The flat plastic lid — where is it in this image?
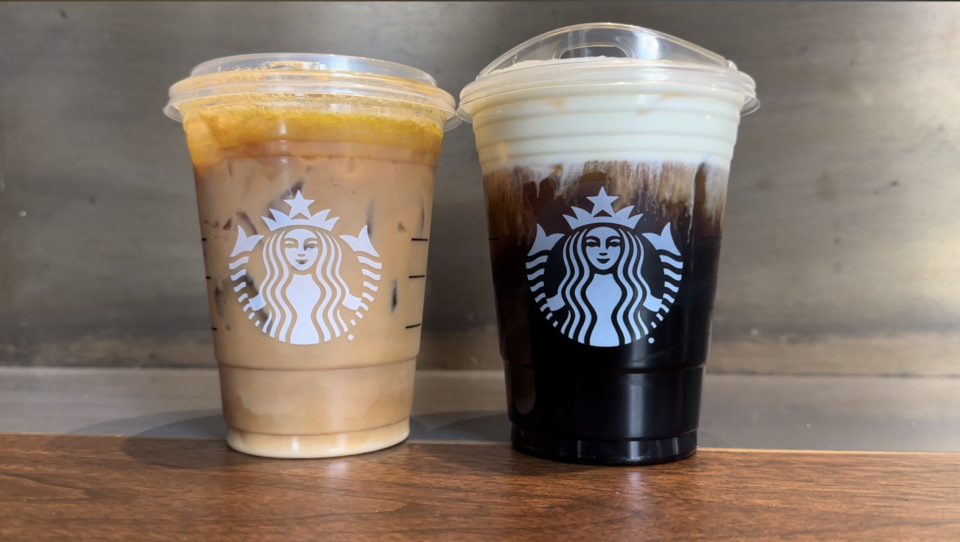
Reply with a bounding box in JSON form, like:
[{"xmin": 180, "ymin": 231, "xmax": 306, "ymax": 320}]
[
  {"xmin": 458, "ymin": 23, "xmax": 758, "ymax": 122},
  {"xmin": 165, "ymin": 53, "xmax": 461, "ymax": 130}
]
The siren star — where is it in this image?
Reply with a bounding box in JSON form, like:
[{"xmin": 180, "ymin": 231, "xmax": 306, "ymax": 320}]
[
  {"xmin": 563, "ymin": 188, "xmax": 643, "ymax": 230},
  {"xmin": 285, "ymin": 191, "xmax": 315, "ymax": 218},
  {"xmin": 586, "ymin": 187, "xmax": 618, "ymax": 217},
  {"xmin": 262, "ymin": 195, "xmax": 340, "ymax": 232}
]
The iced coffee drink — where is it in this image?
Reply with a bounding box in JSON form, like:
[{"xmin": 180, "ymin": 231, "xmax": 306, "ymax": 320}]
[
  {"xmin": 165, "ymin": 54, "xmax": 459, "ymax": 457},
  {"xmin": 459, "ymin": 24, "xmax": 758, "ymax": 464}
]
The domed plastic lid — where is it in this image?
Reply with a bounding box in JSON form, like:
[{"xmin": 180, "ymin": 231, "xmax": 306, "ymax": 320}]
[
  {"xmin": 458, "ymin": 23, "xmax": 758, "ymax": 122},
  {"xmin": 165, "ymin": 53, "xmax": 460, "ymax": 130}
]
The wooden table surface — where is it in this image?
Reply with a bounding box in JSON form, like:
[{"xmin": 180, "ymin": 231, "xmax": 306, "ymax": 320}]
[
  {"xmin": 3, "ymin": 433, "xmax": 960, "ymax": 541},
  {"xmin": 6, "ymin": 368, "xmax": 960, "ymax": 452},
  {"xmin": 4, "ymin": 368, "xmax": 960, "ymax": 539}
]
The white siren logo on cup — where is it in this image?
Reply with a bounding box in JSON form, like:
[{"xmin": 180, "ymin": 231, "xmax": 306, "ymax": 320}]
[
  {"xmin": 526, "ymin": 187, "xmax": 682, "ymax": 347},
  {"xmin": 229, "ymin": 191, "xmax": 381, "ymax": 345}
]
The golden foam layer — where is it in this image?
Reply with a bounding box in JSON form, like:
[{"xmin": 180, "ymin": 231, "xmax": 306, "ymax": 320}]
[{"xmin": 181, "ymin": 97, "xmax": 445, "ymax": 166}]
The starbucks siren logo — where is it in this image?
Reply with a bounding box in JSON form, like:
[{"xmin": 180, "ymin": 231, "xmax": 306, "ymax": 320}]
[
  {"xmin": 229, "ymin": 191, "xmax": 381, "ymax": 345},
  {"xmin": 526, "ymin": 187, "xmax": 682, "ymax": 347}
]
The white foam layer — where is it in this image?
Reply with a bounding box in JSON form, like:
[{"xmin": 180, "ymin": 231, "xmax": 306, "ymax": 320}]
[{"xmin": 470, "ymin": 84, "xmax": 744, "ymax": 177}]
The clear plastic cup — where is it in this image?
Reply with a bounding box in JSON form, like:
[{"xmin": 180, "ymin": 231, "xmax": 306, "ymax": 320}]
[
  {"xmin": 458, "ymin": 24, "xmax": 758, "ymax": 465},
  {"xmin": 165, "ymin": 54, "xmax": 459, "ymax": 458}
]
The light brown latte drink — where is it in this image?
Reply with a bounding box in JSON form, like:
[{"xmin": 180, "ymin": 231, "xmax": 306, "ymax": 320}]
[{"xmin": 165, "ymin": 54, "xmax": 459, "ymax": 458}]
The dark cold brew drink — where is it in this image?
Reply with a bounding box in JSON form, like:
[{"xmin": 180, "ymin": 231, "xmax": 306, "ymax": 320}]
[
  {"xmin": 459, "ymin": 24, "xmax": 758, "ymax": 464},
  {"xmin": 485, "ymin": 162, "xmax": 726, "ymax": 463}
]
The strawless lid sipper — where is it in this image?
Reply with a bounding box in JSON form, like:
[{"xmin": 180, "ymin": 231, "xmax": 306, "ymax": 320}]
[
  {"xmin": 164, "ymin": 53, "xmax": 461, "ymax": 131},
  {"xmin": 458, "ymin": 23, "xmax": 759, "ymax": 175},
  {"xmin": 458, "ymin": 23, "xmax": 758, "ymax": 122}
]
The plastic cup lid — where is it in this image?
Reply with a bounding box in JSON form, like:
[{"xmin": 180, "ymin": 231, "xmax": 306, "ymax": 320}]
[
  {"xmin": 164, "ymin": 53, "xmax": 461, "ymax": 131},
  {"xmin": 458, "ymin": 23, "xmax": 758, "ymax": 123}
]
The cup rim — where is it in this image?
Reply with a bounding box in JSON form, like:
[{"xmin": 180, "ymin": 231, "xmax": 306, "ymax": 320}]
[
  {"xmin": 457, "ymin": 23, "xmax": 759, "ymax": 123},
  {"xmin": 164, "ymin": 53, "xmax": 461, "ymax": 131}
]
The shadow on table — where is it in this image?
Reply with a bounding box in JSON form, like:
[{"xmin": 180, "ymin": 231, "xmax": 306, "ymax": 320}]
[
  {"xmin": 71, "ymin": 410, "xmax": 227, "ymax": 438},
  {"xmin": 72, "ymin": 409, "xmax": 512, "ymax": 442},
  {"xmin": 71, "ymin": 408, "xmax": 514, "ymax": 469},
  {"xmin": 409, "ymin": 411, "xmax": 510, "ymax": 442},
  {"xmin": 71, "ymin": 410, "xmax": 233, "ymax": 470},
  {"xmin": 412, "ymin": 412, "xmax": 599, "ymax": 477}
]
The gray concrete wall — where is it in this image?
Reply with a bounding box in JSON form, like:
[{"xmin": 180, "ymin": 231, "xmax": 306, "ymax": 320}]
[{"xmin": 0, "ymin": 2, "xmax": 958, "ymax": 374}]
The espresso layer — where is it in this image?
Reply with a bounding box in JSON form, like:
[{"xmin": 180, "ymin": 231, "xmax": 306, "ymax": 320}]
[{"xmin": 484, "ymin": 160, "xmax": 728, "ymax": 245}]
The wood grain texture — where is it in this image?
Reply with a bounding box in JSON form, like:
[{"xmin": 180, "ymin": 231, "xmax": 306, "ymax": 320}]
[{"xmin": 2, "ymin": 434, "xmax": 959, "ymax": 541}]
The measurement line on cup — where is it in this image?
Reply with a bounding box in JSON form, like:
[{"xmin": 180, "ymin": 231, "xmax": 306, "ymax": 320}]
[
  {"xmin": 405, "ymin": 323, "xmax": 422, "ymax": 329},
  {"xmin": 201, "ymin": 238, "xmax": 207, "ymax": 241},
  {"xmin": 205, "ymin": 276, "xmax": 211, "ymax": 280},
  {"xmin": 211, "ymin": 327, "xmax": 218, "ymax": 331},
  {"xmin": 411, "ymin": 238, "xmax": 429, "ymax": 242},
  {"xmin": 409, "ymin": 275, "xmax": 425, "ymax": 279}
]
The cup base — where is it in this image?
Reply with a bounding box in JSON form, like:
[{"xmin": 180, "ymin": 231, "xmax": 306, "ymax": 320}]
[
  {"xmin": 511, "ymin": 425, "xmax": 697, "ymax": 466},
  {"xmin": 226, "ymin": 419, "xmax": 410, "ymax": 459}
]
